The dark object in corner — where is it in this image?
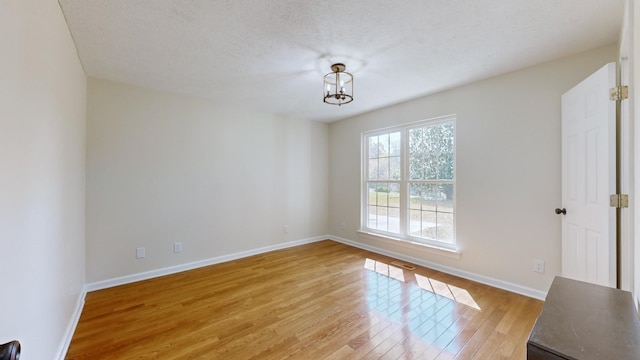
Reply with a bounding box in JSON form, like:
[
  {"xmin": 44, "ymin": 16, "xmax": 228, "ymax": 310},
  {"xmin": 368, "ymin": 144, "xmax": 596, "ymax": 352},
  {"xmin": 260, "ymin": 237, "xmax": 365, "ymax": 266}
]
[
  {"xmin": 0, "ymin": 341, "xmax": 20, "ymax": 360},
  {"xmin": 527, "ymin": 276, "xmax": 640, "ymax": 359}
]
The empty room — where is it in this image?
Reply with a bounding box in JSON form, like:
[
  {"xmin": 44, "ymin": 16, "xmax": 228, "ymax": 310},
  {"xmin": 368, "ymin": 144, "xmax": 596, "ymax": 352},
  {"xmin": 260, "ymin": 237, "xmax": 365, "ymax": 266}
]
[{"xmin": 2, "ymin": 0, "xmax": 640, "ymax": 359}]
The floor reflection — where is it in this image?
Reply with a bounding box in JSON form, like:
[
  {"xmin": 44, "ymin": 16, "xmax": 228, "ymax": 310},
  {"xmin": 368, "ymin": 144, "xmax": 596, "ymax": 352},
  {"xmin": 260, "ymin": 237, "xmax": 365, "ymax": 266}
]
[
  {"xmin": 415, "ymin": 274, "xmax": 481, "ymax": 310},
  {"xmin": 364, "ymin": 258, "xmax": 482, "ymax": 350}
]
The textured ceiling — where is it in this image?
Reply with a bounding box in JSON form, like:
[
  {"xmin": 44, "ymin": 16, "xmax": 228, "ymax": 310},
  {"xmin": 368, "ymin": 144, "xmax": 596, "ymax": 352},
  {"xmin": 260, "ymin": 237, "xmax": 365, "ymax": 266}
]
[{"xmin": 59, "ymin": 0, "xmax": 624, "ymax": 122}]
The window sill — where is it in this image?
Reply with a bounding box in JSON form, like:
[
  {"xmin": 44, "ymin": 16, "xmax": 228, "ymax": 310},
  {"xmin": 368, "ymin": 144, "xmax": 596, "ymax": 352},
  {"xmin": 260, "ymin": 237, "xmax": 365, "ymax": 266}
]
[{"xmin": 357, "ymin": 230, "xmax": 462, "ymax": 260}]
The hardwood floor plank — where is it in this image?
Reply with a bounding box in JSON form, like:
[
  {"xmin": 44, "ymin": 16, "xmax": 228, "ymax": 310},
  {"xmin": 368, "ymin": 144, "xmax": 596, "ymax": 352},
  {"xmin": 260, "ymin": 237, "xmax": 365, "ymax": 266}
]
[{"xmin": 66, "ymin": 240, "xmax": 542, "ymax": 359}]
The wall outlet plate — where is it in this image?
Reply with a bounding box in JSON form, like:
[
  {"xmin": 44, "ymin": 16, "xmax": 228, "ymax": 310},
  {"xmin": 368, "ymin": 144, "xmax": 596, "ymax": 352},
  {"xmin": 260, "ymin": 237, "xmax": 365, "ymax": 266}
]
[
  {"xmin": 136, "ymin": 247, "xmax": 145, "ymax": 259},
  {"xmin": 533, "ymin": 259, "xmax": 545, "ymax": 273},
  {"xmin": 174, "ymin": 242, "xmax": 182, "ymax": 253}
]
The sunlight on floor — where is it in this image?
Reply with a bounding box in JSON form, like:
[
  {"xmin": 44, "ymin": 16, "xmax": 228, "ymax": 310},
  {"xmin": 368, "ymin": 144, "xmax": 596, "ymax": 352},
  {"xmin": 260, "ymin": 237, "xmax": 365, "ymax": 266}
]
[
  {"xmin": 364, "ymin": 257, "xmax": 405, "ymax": 282},
  {"xmin": 364, "ymin": 258, "xmax": 481, "ymax": 310},
  {"xmin": 363, "ymin": 258, "xmax": 483, "ymax": 352},
  {"xmin": 415, "ymin": 274, "xmax": 481, "ymax": 311}
]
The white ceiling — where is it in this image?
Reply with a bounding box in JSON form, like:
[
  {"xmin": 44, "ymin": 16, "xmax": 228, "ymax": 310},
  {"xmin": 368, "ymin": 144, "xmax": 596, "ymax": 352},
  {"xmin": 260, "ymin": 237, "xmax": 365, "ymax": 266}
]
[{"xmin": 58, "ymin": 0, "xmax": 624, "ymax": 122}]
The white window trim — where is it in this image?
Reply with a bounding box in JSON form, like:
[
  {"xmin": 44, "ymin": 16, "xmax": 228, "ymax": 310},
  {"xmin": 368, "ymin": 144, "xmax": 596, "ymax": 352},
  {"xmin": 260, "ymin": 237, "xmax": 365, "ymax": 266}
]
[
  {"xmin": 357, "ymin": 230, "xmax": 461, "ymax": 260},
  {"xmin": 361, "ymin": 115, "xmax": 458, "ymax": 254}
]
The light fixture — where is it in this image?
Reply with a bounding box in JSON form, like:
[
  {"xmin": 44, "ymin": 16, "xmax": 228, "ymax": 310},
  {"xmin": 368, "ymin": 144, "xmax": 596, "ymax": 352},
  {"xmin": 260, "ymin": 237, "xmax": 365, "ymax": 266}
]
[{"xmin": 323, "ymin": 63, "xmax": 353, "ymax": 106}]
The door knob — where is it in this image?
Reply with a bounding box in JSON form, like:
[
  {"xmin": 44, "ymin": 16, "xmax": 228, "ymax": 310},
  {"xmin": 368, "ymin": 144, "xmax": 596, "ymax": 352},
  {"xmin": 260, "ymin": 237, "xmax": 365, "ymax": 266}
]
[
  {"xmin": 0, "ymin": 340, "xmax": 20, "ymax": 360},
  {"xmin": 555, "ymin": 208, "xmax": 566, "ymax": 215}
]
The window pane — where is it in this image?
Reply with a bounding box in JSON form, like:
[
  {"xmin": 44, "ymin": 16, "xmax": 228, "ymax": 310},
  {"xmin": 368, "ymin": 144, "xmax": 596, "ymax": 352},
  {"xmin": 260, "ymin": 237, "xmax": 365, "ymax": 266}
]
[
  {"xmin": 376, "ymin": 206, "xmax": 388, "ymax": 231},
  {"xmin": 425, "ymin": 154, "xmax": 437, "ymax": 180},
  {"xmin": 366, "ymin": 181, "xmax": 402, "ymax": 234},
  {"xmin": 408, "ymin": 128, "xmax": 425, "ymax": 180},
  {"xmin": 390, "ymin": 156, "xmax": 401, "ymax": 180},
  {"xmin": 388, "ymin": 207, "xmax": 400, "ymax": 233},
  {"xmin": 409, "ymin": 194, "xmax": 421, "ymax": 210},
  {"xmin": 390, "ymin": 132, "xmax": 401, "ymax": 156},
  {"xmin": 409, "ymin": 122, "xmax": 455, "ymax": 181},
  {"xmin": 378, "ymin": 157, "xmax": 390, "ymax": 180},
  {"xmin": 421, "ymin": 211, "xmax": 438, "ymax": 240},
  {"xmin": 422, "ymin": 126, "xmax": 435, "ymax": 152},
  {"xmin": 369, "ymin": 205, "xmax": 387, "ymax": 231},
  {"xmin": 368, "ymin": 159, "xmax": 378, "ymax": 180},
  {"xmin": 409, "ymin": 127, "xmax": 424, "ymax": 148},
  {"xmin": 409, "ymin": 162, "xmax": 420, "ymax": 180},
  {"xmin": 375, "ymin": 184, "xmax": 388, "ymax": 206},
  {"xmin": 409, "ymin": 208, "xmax": 421, "ymax": 234},
  {"xmin": 410, "ymin": 183, "xmax": 437, "ymax": 211},
  {"xmin": 438, "ymin": 152, "xmax": 454, "ymax": 180},
  {"xmin": 378, "ymin": 133, "xmax": 389, "ymax": 157},
  {"xmin": 409, "ymin": 210, "xmax": 438, "ymax": 240},
  {"xmin": 437, "ymin": 212, "xmax": 454, "ymax": 243},
  {"xmin": 409, "ymin": 150, "xmax": 437, "ymax": 180},
  {"xmin": 424, "ymin": 184, "xmax": 439, "ymax": 211},
  {"xmin": 438, "ymin": 184, "xmax": 454, "ymax": 213},
  {"xmin": 369, "ymin": 136, "xmax": 379, "ymax": 158},
  {"xmin": 367, "ymin": 183, "xmax": 377, "ymax": 208},
  {"xmin": 409, "ymin": 184, "xmax": 423, "ymax": 210},
  {"xmin": 367, "ymin": 205, "xmax": 377, "ymax": 228},
  {"xmin": 388, "ymin": 182, "xmax": 400, "ymax": 204},
  {"xmin": 442, "ymin": 123, "xmax": 454, "ymax": 151}
]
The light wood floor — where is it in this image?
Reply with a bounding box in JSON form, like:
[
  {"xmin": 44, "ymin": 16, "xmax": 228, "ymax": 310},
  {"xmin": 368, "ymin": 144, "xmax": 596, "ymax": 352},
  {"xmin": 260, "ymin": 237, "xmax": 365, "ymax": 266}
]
[{"xmin": 66, "ymin": 240, "xmax": 543, "ymax": 359}]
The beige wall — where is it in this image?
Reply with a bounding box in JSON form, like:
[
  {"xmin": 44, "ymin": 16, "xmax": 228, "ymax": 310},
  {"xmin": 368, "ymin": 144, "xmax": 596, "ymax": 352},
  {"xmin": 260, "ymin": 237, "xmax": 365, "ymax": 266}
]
[
  {"xmin": 86, "ymin": 79, "xmax": 329, "ymax": 282},
  {"xmin": 0, "ymin": 1, "xmax": 87, "ymax": 358},
  {"xmin": 328, "ymin": 45, "xmax": 618, "ymax": 295}
]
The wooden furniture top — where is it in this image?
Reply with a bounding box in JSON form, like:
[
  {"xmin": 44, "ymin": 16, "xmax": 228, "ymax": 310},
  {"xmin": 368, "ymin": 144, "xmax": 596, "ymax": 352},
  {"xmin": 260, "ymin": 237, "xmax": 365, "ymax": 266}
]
[{"xmin": 528, "ymin": 276, "xmax": 640, "ymax": 360}]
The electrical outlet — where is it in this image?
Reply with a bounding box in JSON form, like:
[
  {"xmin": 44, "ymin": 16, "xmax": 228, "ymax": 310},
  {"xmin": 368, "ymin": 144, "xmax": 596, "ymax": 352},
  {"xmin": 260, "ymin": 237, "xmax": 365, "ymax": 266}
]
[
  {"xmin": 174, "ymin": 242, "xmax": 183, "ymax": 253},
  {"xmin": 136, "ymin": 247, "xmax": 145, "ymax": 259},
  {"xmin": 284, "ymin": 225, "xmax": 289, "ymax": 234},
  {"xmin": 340, "ymin": 222, "xmax": 346, "ymax": 230},
  {"xmin": 533, "ymin": 259, "xmax": 545, "ymax": 273}
]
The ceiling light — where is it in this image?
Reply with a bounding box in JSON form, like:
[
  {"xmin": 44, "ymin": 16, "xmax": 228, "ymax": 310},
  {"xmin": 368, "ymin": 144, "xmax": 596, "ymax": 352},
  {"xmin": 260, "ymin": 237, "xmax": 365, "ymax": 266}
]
[{"xmin": 323, "ymin": 63, "xmax": 353, "ymax": 106}]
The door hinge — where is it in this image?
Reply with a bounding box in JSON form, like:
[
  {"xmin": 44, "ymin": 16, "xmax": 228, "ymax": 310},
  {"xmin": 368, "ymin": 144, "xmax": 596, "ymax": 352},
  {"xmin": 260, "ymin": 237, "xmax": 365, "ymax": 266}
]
[
  {"xmin": 610, "ymin": 86, "xmax": 629, "ymax": 101},
  {"xmin": 610, "ymin": 194, "xmax": 629, "ymax": 208}
]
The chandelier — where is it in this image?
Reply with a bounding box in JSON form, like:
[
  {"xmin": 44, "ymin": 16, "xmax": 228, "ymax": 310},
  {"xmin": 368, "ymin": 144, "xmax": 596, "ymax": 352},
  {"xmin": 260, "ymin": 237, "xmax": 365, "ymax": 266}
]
[{"xmin": 323, "ymin": 63, "xmax": 353, "ymax": 106}]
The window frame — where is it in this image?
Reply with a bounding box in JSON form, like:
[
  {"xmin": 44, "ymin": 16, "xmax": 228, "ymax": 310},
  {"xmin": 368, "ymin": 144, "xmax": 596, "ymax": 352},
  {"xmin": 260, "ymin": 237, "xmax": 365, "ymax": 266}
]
[{"xmin": 361, "ymin": 115, "xmax": 457, "ymax": 250}]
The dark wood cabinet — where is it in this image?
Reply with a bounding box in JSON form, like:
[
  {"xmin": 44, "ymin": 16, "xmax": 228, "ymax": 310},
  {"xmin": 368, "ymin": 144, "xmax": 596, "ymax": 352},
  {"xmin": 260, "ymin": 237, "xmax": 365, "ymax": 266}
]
[{"xmin": 527, "ymin": 276, "xmax": 640, "ymax": 360}]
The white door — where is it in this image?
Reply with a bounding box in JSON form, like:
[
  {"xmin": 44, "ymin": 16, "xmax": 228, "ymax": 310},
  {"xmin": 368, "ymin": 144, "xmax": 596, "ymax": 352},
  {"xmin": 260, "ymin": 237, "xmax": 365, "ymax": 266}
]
[{"xmin": 560, "ymin": 63, "xmax": 616, "ymax": 287}]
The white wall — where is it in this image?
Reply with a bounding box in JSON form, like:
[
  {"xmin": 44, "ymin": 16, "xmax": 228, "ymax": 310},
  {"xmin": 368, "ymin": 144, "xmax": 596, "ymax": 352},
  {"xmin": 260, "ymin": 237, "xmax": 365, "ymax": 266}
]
[
  {"xmin": 329, "ymin": 45, "xmax": 618, "ymax": 295},
  {"xmin": 0, "ymin": 1, "xmax": 86, "ymax": 359},
  {"xmin": 86, "ymin": 79, "xmax": 329, "ymax": 283}
]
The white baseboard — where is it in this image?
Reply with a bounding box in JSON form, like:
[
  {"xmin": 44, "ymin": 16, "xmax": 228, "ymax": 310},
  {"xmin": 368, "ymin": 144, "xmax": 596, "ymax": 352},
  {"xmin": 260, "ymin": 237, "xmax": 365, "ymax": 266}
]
[
  {"xmin": 85, "ymin": 236, "xmax": 327, "ymax": 292},
  {"xmin": 328, "ymin": 235, "xmax": 547, "ymax": 300},
  {"xmin": 56, "ymin": 289, "xmax": 86, "ymax": 360}
]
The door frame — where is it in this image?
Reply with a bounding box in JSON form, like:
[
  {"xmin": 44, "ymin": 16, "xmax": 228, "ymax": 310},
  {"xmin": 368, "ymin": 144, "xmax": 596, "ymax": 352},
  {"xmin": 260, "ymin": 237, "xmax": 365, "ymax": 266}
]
[{"xmin": 619, "ymin": 0, "xmax": 633, "ymax": 293}]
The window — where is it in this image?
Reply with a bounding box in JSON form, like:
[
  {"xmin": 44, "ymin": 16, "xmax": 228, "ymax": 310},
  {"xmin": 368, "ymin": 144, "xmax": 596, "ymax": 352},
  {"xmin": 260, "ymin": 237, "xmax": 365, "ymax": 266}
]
[{"xmin": 363, "ymin": 116, "xmax": 455, "ymax": 249}]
